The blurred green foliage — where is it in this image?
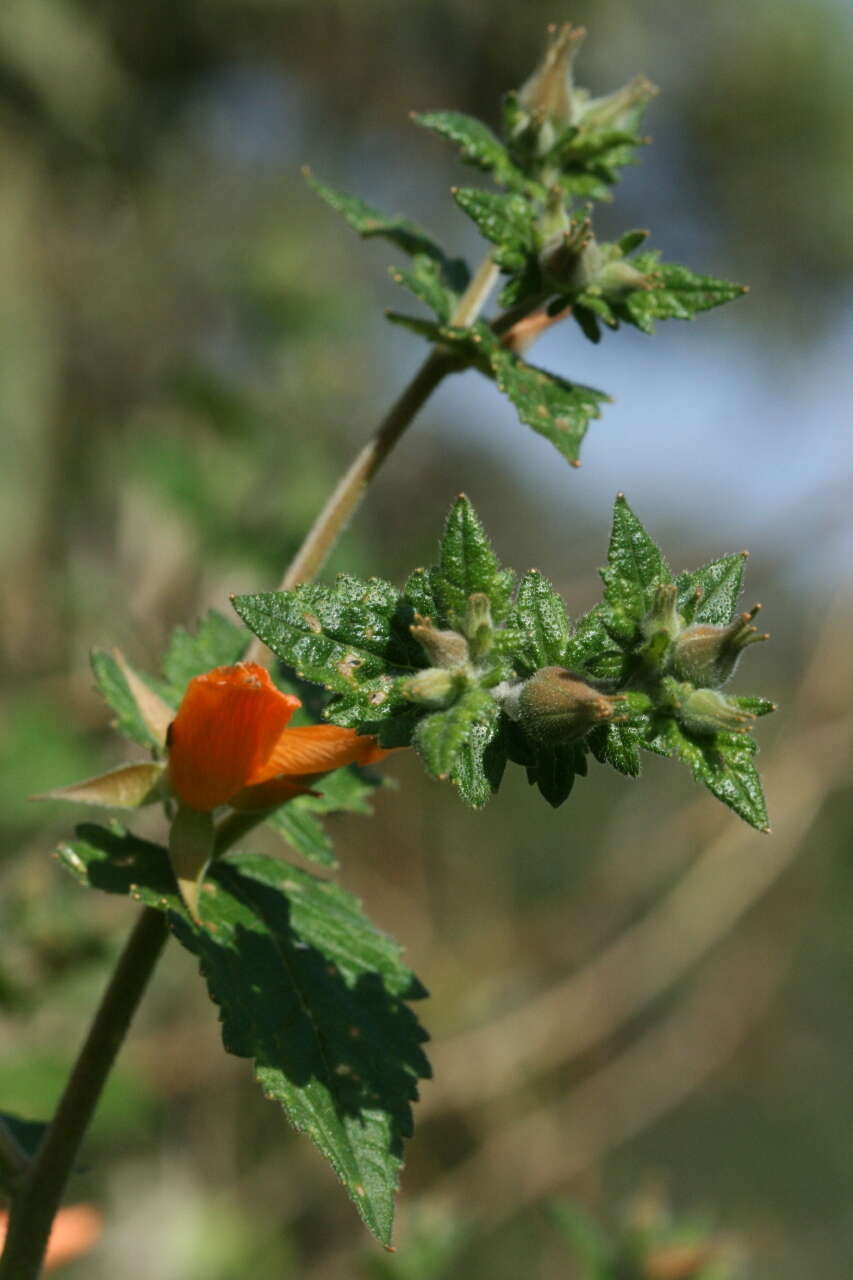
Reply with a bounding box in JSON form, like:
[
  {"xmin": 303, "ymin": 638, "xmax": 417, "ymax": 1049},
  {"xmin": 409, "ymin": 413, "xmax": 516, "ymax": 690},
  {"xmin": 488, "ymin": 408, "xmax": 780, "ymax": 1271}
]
[{"xmin": 1, "ymin": 1, "xmax": 852, "ymax": 1277}]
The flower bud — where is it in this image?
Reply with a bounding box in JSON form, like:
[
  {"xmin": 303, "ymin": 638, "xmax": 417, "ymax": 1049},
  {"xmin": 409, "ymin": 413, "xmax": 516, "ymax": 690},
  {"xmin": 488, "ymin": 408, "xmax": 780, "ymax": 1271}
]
[
  {"xmin": 517, "ymin": 23, "xmax": 586, "ymax": 144},
  {"xmin": 671, "ymin": 605, "xmax": 768, "ymax": 688},
  {"xmin": 575, "ymin": 74, "xmax": 658, "ymax": 134},
  {"xmin": 641, "ymin": 583, "xmax": 683, "ymax": 645},
  {"xmin": 410, "ymin": 613, "xmax": 469, "ymax": 668},
  {"xmin": 677, "ymin": 686, "xmax": 756, "ymax": 736},
  {"xmin": 539, "ymin": 214, "xmax": 598, "ymax": 292},
  {"xmin": 518, "ymin": 666, "xmax": 622, "ymax": 746},
  {"xmin": 401, "ymin": 667, "xmax": 463, "ymax": 710}
]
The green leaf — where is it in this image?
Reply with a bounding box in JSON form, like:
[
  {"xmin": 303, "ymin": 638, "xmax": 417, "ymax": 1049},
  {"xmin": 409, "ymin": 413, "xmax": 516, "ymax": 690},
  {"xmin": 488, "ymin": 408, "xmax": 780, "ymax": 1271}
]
[
  {"xmin": 510, "ymin": 570, "xmax": 570, "ymax": 673},
  {"xmin": 733, "ymin": 695, "xmax": 777, "ymax": 718},
  {"xmin": 58, "ymin": 825, "xmax": 431, "ymax": 1245},
  {"xmin": 161, "ymin": 610, "xmax": 247, "ymax": 698},
  {"xmin": 565, "ymin": 606, "xmax": 628, "ymax": 683},
  {"xmin": 390, "ymin": 256, "xmax": 458, "ymax": 323},
  {"xmin": 413, "ymin": 110, "xmax": 523, "ymax": 188},
  {"xmin": 526, "ymin": 743, "xmax": 580, "ymax": 808},
  {"xmin": 486, "ymin": 344, "xmax": 609, "ymax": 467},
  {"xmin": 451, "ymin": 188, "xmax": 533, "ymax": 271},
  {"xmin": 450, "ymin": 713, "xmax": 507, "ymax": 808},
  {"xmin": 268, "ymin": 805, "xmax": 336, "ymax": 868},
  {"xmin": 618, "ymin": 254, "xmax": 747, "ymax": 334},
  {"xmin": 677, "ymin": 553, "xmax": 747, "ymax": 626},
  {"xmin": 414, "ymin": 687, "xmax": 497, "ymax": 781},
  {"xmin": 305, "ymin": 170, "xmax": 446, "ymax": 262},
  {"xmin": 643, "ymin": 720, "xmax": 770, "ymax": 830},
  {"xmin": 90, "ymin": 649, "xmax": 162, "ymax": 749},
  {"xmin": 588, "ymin": 722, "xmax": 642, "ymax": 777},
  {"xmin": 232, "ymin": 576, "xmax": 415, "ymax": 697},
  {"xmin": 601, "ymin": 494, "xmax": 671, "ymax": 633},
  {"xmin": 434, "ymin": 496, "xmax": 515, "ymax": 627}
]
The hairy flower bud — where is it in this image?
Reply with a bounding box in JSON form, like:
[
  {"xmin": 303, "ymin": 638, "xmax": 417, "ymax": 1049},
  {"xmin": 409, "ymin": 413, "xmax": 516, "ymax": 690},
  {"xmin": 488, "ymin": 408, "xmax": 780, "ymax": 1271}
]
[
  {"xmin": 410, "ymin": 614, "xmax": 469, "ymax": 668},
  {"xmin": 517, "ymin": 23, "xmax": 586, "ymax": 142},
  {"xmin": 574, "ymin": 74, "xmax": 658, "ymax": 133},
  {"xmin": 677, "ymin": 686, "xmax": 756, "ymax": 736},
  {"xmin": 642, "ymin": 583, "xmax": 683, "ymax": 645},
  {"xmin": 401, "ymin": 667, "xmax": 462, "ymax": 710},
  {"xmin": 671, "ymin": 605, "xmax": 768, "ymax": 688},
  {"xmin": 518, "ymin": 666, "xmax": 622, "ymax": 746}
]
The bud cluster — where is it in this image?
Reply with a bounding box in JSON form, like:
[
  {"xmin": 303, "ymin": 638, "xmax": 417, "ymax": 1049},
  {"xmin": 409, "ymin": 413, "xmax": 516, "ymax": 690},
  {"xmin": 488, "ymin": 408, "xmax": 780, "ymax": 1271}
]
[{"xmin": 402, "ymin": 593, "xmax": 498, "ymax": 710}]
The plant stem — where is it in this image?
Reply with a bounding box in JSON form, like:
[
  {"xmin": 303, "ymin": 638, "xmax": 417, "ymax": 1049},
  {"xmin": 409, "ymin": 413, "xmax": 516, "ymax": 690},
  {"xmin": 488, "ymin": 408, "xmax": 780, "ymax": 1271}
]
[
  {"xmin": 243, "ymin": 255, "xmax": 500, "ymax": 663},
  {"xmin": 0, "ymin": 907, "xmax": 169, "ymax": 1280}
]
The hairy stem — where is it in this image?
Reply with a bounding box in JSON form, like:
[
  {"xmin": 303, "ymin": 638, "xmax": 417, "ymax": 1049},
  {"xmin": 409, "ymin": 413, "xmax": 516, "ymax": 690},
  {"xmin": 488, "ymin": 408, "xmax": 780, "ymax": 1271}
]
[
  {"xmin": 243, "ymin": 255, "xmax": 501, "ymax": 663},
  {"xmin": 0, "ymin": 908, "xmax": 169, "ymax": 1280}
]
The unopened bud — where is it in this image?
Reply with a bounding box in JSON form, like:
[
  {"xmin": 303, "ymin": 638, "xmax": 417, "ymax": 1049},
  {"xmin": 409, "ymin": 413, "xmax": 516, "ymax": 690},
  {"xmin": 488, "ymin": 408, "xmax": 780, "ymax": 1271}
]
[
  {"xmin": 672, "ymin": 605, "xmax": 768, "ymax": 688},
  {"xmin": 519, "ymin": 666, "xmax": 622, "ymax": 746},
  {"xmin": 642, "ymin": 583, "xmax": 683, "ymax": 645},
  {"xmin": 402, "ymin": 667, "xmax": 462, "ymax": 709},
  {"xmin": 576, "ymin": 74, "xmax": 658, "ymax": 134},
  {"xmin": 410, "ymin": 614, "xmax": 469, "ymax": 668},
  {"xmin": 517, "ymin": 23, "xmax": 586, "ymax": 142},
  {"xmin": 540, "ymin": 215, "xmax": 598, "ymax": 292},
  {"xmin": 678, "ymin": 686, "xmax": 756, "ymax": 736}
]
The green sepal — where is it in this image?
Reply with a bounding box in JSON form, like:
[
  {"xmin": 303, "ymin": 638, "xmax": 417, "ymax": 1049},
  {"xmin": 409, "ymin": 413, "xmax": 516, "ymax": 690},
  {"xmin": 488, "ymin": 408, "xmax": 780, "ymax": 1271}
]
[
  {"xmin": 412, "ymin": 110, "xmax": 524, "ymax": 189},
  {"xmin": 525, "ymin": 742, "xmax": 587, "ymax": 808},
  {"xmin": 57, "ymin": 824, "xmax": 430, "ymax": 1246}
]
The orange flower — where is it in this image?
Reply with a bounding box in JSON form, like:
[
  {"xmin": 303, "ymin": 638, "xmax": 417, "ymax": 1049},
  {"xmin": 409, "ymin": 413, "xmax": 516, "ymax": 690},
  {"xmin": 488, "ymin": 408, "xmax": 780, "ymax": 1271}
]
[{"xmin": 167, "ymin": 662, "xmax": 388, "ymax": 811}]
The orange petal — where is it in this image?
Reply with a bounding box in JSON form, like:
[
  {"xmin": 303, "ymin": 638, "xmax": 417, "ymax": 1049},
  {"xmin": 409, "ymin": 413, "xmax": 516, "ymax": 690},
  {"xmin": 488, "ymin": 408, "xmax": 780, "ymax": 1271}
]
[
  {"xmin": 0, "ymin": 1204, "xmax": 103, "ymax": 1271},
  {"xmin": 167, "ymin": 664, "xmax": 300, "ymax": 810},
  {"xmin": 230, "ymin": 776, "xmax": 319, "ymax": 811},
  {"xmin": 250, "ymin": 724, "xmax": 391, "ymax": 782}
]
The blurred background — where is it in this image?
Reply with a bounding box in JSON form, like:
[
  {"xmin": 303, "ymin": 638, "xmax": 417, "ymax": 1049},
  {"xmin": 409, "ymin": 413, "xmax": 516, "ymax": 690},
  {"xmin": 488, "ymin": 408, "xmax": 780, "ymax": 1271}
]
[{"xmin": 1, "ymin": 0, "xmax": 852, "ymax": 1276}]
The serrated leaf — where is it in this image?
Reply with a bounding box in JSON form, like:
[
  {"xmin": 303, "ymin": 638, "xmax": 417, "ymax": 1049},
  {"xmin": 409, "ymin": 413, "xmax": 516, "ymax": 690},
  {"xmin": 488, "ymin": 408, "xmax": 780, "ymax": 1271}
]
[
  {"xmin": 91, "ymin": 650, "xmax": 164, "ymax": 749},
  {"xmin": 588, "ymin": 722, "xmax": 642, "ymax": 777},
  {"xmin": 526, "ymin": 743, "xmax": 578, "ymax": 808},
  {"xmin": 486, "ymin": 344, "xmax": 608, "ymax": 467},
  {"xmin": 413, "ymin": 110, "xmax": 523, "ymax": 189},
  {"xmin": 268, "ymin": 805, "xmax": 337, "ymax": 868},
  {"xmin": 601, "ymin": 494, "xmax": 671, "ymax": 631},
  {"xmin": 401, "ymin": 566, "xmax": 440, "ymax": 620},
  {"xmin": 619, "ymin": 254, "xmax": 747, "ymax": 334},
  {"xmin": 449, "ymin": 702, "xmax": 505, "ymax": 808},
  {"xmin": 232, "ymin": 577, "xmax": 415, "ymax": 696},
  {"xmin": 58, "ymin": 825, "xmax": 431, "ymax": 1245},
  {"xmin": 676, "ymin": 554, "xmax": 747, "ymax": 626},
  {"xmin": 451, "ymin": 188, "xmax": 533, "ymax": 271},
  {"xmin": 305, "ymin": 170, "xmax": 446, "ymax": 263},
  {"xmin": 643, "ymin": 719, "xmax": 769, "ymax": 830},
  {"xmin": 161, "ymin": 610, "xmax": 247, "ymax": 697},
  {"xmin": 414, "ymin": 687, "xmax": 497, "ymax": 781},
  {"xmin": 389, "ymin": 256, "xmax": 457, "ymax": 323},
  {"xmin": 510, "ymin": 570, "xmax": 570, "ymax": 673},
  {"xmin": 434, "ymin": 496, "xmax": 515, "ymax": 627},
  {"xmin": 565, "ymin": 606, "xmax": 628, "ymax": 683}
]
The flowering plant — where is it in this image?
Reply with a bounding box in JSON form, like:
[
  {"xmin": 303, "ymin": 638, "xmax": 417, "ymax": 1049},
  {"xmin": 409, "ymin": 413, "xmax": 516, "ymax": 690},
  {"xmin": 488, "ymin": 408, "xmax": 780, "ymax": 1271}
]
[{"xmin": 0, "ymin": 22, "xmax": 773, "ymax": 1276}]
